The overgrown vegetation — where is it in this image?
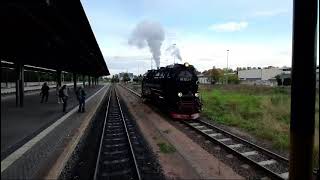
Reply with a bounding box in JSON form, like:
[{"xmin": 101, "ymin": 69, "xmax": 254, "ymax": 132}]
[
  {"xmin": 202, "ymin": 67, "xmax": 239, "ymax": 84},
  {"xmin": 157, "ymin": 142, "xmax": 176, "ymax": 153},
  {"xmin": 200, "ymin": 84, "xmax": 319, "ymax": 168}
]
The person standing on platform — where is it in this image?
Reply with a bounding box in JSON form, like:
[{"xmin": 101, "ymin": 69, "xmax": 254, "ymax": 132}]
[
  {"xmin": 56, "ymin": 83, "xmax": 62, "ymax": 104},
  {"xmin": 40, "ymin": 82, "xmax": 49, "ymax": 103},
  {"xmin": 76, "ymin": 86, "xmax": 86, "ymax": 113},
  {"xmin": 59, "ymin": 85, "xmax": 69, "ymax": 112}
]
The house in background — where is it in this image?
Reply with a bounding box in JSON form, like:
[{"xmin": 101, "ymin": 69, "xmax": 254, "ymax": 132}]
[
  {"xmin": 197, "ymin": 73, "xmax": 211, "ymax": 84},
  {"xmin": 237, "ymin": 67, "xmax": 291, "ymax": 86}
]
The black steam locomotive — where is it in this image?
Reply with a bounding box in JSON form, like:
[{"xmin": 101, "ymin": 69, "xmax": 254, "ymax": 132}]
[{"xmin": 141, "ymin": 63, "xmax": 202, "ymax": 119}]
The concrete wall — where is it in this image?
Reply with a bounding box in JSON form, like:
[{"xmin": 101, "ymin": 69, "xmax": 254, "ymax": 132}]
[
  {"xmin": 238, "ymin": 69, "xmax": 262, "ymax": 80},
  {"xmin": 0, "ymin": 81, "xmax": 77, "ymax": 89},
  {"xmin": 238, "ymin": 68, "xmax": 283, "ymax": 81},
  {"xmin": 1, "ymin": 81, "xmax": 56, "ymax": 88},
  {"xmin": 261, "ymin": 68, "xmax": 282, "ymax": 80},
  {"xmin": 240, "ymin": 79, "xmax": 278, "ymax": 86}
]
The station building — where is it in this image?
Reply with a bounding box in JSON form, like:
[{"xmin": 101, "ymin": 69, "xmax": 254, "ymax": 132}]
[{"xmin": 238, "ymin": 67, "xmax": 291, "ymax": 86}]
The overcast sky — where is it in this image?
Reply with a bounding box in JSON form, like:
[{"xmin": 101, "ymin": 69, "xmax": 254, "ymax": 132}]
[{"xmin": 81, "ymin": 0, "xmax": 319, "ymax": 76}]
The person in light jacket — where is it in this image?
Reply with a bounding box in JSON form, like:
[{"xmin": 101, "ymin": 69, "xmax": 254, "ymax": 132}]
[
  {"xmin": 59, "ymin": 85, "xmax": 69, "ymax": 112},
  {"xmin": 56, "ymin": 84, "xmax": 62, "ymax": 104}
]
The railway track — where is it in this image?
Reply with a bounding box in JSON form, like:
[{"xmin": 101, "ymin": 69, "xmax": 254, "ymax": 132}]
[
  {"xmin": 120, "ymin": 84, "xmax": 319, "ymax": 179},
  {"xmin": 119, "ymin": 84, "xmax": 296, "ymax": 179},
  {"xmin": 93, "ymin": 87, "xmax": 141, "ymax": 180},
  {"xmin": 183, "ymin": 120, "xmax": 289, "ymax": 180}
]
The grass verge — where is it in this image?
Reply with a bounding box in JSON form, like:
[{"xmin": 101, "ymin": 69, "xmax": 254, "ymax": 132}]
[
  {"xmin": 200, "ymin": 84, "xmax": 319, "ymax": 168},
  {"xmin": 157, "ymin": 142, "xmax": 176, "ymax": 154}
]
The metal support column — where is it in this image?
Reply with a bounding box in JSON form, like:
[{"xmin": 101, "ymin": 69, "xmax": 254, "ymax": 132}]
[
  {"xmin": 15, "ymin": 63, "xmax": 24, "ymax": 107},
  {"xmin": 82, "ymin": 75, "xmax": 85, "ymax": 87},
  {"xmin": 289, "ymin": 0, "xmax": 317, "ymax": 179},
  {"xmin": 73, "ymin": 73, "xmax": 77, "ymax": 91},
  {"xmin": 56, "ymin": 70, "xmax": 62, "ymax": 86},
  {"xmin": 88, "ymin": 76, "xmax": 91, "ymax": 87}
]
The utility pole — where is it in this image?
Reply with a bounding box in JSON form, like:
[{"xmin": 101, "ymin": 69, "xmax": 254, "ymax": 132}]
[
  {"xmin": 226, "ymin": 49, "xmax": 230, "ymax": 84},
  {"xmin": 227, "ymin": 50, "xmax": 229, "ymax": 70}
]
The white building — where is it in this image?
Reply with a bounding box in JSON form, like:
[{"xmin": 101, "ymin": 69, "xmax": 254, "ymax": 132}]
[
  {"xmin": 238, "ymin": 67, "xmax": 290, "ymax": 86},
  {"xmin": 197, "ymin": 74, "xmax": 211, "ymax": 84}
]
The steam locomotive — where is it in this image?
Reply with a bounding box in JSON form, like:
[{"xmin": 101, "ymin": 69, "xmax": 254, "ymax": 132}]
[{"xmin": 141, "ymin": 63, "xmax": 202, "ymax": 119}]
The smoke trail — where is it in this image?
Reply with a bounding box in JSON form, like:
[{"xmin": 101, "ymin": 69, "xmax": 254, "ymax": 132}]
[
  {"xmin": 128, "ymin": 21, "xmax": 165, "ymax": 68},
  {"xmin": 166, "ymin": 44, "xmax": 182, "ymax": 61}
]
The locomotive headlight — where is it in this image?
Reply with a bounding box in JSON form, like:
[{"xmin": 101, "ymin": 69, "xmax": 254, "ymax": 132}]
[
  {"xmin": 184, "ymin": 62, "xmax": 189, "ymax": 67},
  {"xmin": 195, "ymin": 93, "xmax": 199, "ymax": 97},
  {"xmin": 178, "ymin": 92, "xmax": 183, "ymax": 97}
]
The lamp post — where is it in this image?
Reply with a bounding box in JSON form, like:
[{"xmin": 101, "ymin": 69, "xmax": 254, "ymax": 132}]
[
  {"xmin": 173, "ymin": 44, "xmax": 176, "ymax": 64},
  {"xmin": 227, "ymin": 49, "xmax": 229, "ymax": 70}
]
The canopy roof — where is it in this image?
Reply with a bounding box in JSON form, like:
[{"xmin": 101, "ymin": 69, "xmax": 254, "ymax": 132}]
[{"xmin": 0, "ymin": 0, "xmax": 109, "ymax": 76}]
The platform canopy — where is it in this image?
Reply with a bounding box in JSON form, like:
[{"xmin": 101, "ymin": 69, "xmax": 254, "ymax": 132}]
[{"xmin": 0, "ymin": 0, "xmax": 109, "ymax": 76}]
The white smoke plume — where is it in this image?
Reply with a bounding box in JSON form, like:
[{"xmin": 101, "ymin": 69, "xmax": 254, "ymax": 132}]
[
  {"xmin": 166, "ymin": 44, "xmax": 182, "ymax": 61},
  {"xmin": 128, "ymin": 21, "xmax": 165, "ymax": 68}
]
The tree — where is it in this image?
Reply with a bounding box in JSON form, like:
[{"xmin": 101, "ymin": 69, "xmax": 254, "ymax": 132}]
[
  {"xmin": 111, "ymin": 75, "xmax": 119, "ymax": 83},
  {"xmin": 211, "ymin": 68, "xmax": 224, "ymax": 83},
  {"xmin": 227, "ymin": 74, "xmax": 240, "ymax": 84},
  {"xmin": 122, "ymin": 73, "xmax": 131, "ymax": 82},
  {"xmin": 203, "ymin": 67, "xmax": 224, "ymax": 84}
]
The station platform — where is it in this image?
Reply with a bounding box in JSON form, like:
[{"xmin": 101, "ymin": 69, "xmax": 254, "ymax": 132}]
[
  {"xmin": 1, "ymin": 84, "xmax": 105, "ymax": 159},
  {"xmin": 1, "ymin": 84, "xmax": 110, "ymax": 179}
]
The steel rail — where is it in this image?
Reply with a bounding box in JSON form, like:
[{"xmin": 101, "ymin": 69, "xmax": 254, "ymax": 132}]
[
  {"xmin": 93, "ymin": 88, "xmax": 112, "ymax": 180},
  {"xmin": 119, "ymin": 84, "xmax": 142, "ymax": 97},
  {"xmin": 182, "ymin": 120, "xmax": 287, "ymax": 180},
  {"xmin": 114, "ymin": 87, "xmax": 142, "ymax": 180},
  {"xmin": 93, "ymin": 86, "xmax": 142, "ymax": 180},
  {"xmin": 199, "ymin": 120, "xmax": 289, "ymax": 163}
]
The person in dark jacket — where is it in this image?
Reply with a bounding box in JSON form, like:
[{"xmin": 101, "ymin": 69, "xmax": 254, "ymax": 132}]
[
  {"xmin": 40, "ymin": 82, "xmax": 49, "ymax": 103},
  {"xmin": 76, "ymin": 86, "xmax": 86, "ymax": 113}
]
